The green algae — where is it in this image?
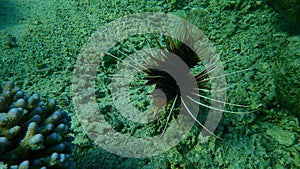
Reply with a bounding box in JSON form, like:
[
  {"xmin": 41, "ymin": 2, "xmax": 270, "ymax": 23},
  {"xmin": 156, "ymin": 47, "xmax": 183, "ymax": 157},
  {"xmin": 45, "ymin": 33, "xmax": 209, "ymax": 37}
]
[
  {"xmin": 265, "ymin": 0, "xmax": 300, "ymax": 24},
  {"xmin": 0, "ymin": 0, "xmax": 299, "ymax": 168},
  {"xmin": 275, "ymin": 36, "xmax": 300, "ymax": 117}
]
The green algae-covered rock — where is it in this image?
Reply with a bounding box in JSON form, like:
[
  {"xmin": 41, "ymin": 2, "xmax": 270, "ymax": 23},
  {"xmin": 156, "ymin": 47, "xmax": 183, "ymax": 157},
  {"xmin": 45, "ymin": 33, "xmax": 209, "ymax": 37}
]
[
  {"xmin": 0, "ymin": 81, "xmax": 74, "ymax": 168},
  {"xmin": 266, "ymin": 0, "xmax": 300, "ymax": 24},
  {"xmin": 275, "ymin": 36, "xmax": 300, "ymax": 117},
  {"xmin": 266, "ymin": 0, "xmax": 300, "ymax": 34}
]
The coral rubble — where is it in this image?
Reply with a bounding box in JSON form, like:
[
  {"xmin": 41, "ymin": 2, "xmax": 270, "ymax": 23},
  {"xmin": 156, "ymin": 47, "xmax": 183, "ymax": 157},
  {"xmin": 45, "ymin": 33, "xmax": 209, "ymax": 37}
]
[{"xmin": 0, "ymin": 81, "xmax": 74, "ymax": 168}]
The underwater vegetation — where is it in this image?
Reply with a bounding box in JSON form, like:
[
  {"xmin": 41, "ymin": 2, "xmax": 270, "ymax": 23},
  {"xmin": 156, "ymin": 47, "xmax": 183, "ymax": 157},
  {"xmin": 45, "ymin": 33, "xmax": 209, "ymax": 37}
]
[
  {"xmin": 0, "ymin": 81, "xmax": 74, "ymax": 168},
  {"xmin": 265, "ymin": 0, "xmax": 300, "ymax": 33},
  {"xmin": 0, "ymin": 0, "xmax": 299, "ymax": 168},
  {"xmin": 265, "ymin": 0, "xmax": 300, "ymax": 23},
  {"xmin": 274, "ymin": 36, "xmax": 300, "ymax": 117}
]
